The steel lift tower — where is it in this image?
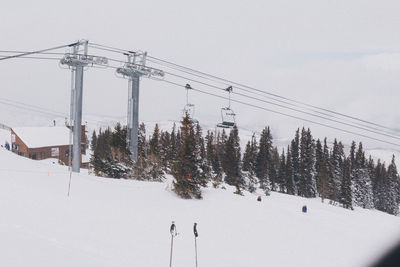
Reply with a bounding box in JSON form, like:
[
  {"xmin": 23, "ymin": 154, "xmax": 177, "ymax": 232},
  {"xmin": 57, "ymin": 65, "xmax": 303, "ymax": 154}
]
[
  {"xmin": 60, "ymin": 40, "xmax": 108, "ymax": 172},
  {"xmin": 116, "ymin": 52, "xmax": 164, "ymax": 163}
]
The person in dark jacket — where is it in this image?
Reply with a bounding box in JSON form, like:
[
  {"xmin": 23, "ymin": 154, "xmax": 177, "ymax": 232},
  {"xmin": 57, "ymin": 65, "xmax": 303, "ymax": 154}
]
[
  {"xmin": 302, "ymin": 205, "xmax": 307, "ymax": 213},
  {"xmin": 193, "ymin": 223, "xmax": 198, "ymax": 238}
]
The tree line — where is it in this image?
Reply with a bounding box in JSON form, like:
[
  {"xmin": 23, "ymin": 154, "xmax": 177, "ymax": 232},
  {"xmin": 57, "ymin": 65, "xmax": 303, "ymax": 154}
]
[{"xmin": 90, "ymin": 114, "xmax": 400, "ymax": 215}]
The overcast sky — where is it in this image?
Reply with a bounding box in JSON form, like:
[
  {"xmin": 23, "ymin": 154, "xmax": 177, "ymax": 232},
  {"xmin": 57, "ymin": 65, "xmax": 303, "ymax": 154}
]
[{"xmin": 1, "ymin": 0, "xmax": 400, "ymax": 153}]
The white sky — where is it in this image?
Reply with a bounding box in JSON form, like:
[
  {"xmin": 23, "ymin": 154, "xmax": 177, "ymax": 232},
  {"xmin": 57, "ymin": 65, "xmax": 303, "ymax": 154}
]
[{"xmin": 1, "ymin": 0, "xmax": 400, "ymax": 153}]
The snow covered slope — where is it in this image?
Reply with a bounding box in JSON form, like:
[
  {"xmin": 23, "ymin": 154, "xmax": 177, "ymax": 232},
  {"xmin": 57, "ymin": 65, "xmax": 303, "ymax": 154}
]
[{"xmin": 0, "ymin": 148, "xmax": 399, "ymax": 267}]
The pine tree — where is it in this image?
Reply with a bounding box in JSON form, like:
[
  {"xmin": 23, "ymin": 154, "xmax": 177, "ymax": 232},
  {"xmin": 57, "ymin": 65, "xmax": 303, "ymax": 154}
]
[
  {"xmin": 242, "ymin": 134, "xmax": 258, "ymax": 192},
  {"xmin": 149, "ymin": 123, "xmax": 161, "ymax": 156},
  {"xmin": 386, "ymin": 156, "xmax": 399, "ymax": 215},
  {"xmin": 269, "ymin": 147, "xmax": 280, "ymax": 191},
  {"xmin": 285, "ymin": 146, "xmax": 295, "ymax": 195},
  {"xmin": 373, "ymin": 160, "xmax": 387, "ymax": 211},
  {"xmin": 169, "ymin": 123, "xmax": 179, "ymax": 163},
  {"xmin": 352, "ymin": 143, "xmax": 373, "ymax": 209},
  {"xmin": 315, "ymin": 139, "xmax": 323, "ymax": 195},
  {"xmin": 327, "ymin": 139, "xmax": 344, "ymax": 204},
  {"xmin": 256, "ymin": 127, "xmax": 273, "ymax": 193},
  {"xmin": 171, "ymin": 114, "xmax": 202, "ymax": 199},
  {"xmin": 291, "ymin": 129, "xmax": 300, "ymax": 195},
  {"xmin": 298, "ymin": 128, "xmax": 316, "ymax": 198},
  {"xmin": 277, "ymin": 149, "xmax": 286, "ymax": 192},
  {"xmin": 91, "ymin": 130, "xmax": 97, "ymax": 151},
  {"xmin": 195, "ymin": 123, "xmax": 209, "ymax": 186},
  {"xmin": 222, "ymin": 126, "xmax": 243, "ymax": 194},
  {"xmin": 159, "ymin": 131, "xmax": 171, "ymax": 169},
  {"xmin": 339, "ymin": 158, "xmax": 353, "ymax": 209}
]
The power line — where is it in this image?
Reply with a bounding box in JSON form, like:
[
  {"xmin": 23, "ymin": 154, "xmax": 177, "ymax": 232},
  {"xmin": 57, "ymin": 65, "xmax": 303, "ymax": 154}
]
[
  {"xmin": 0, "ymin": 43, "xmax": 77, "ymax": 61},
  {"xmin": 160, "ymin": 79, "xmax": 400, "ymax": 148}
]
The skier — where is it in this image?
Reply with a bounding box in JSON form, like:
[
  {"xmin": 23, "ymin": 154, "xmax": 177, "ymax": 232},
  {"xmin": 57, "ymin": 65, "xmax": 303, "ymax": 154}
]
[
  {"xmin": 302, "ymin": 205, "xmax": 307, "ymax": 213},
  {"xmin": 257, "ymin": 196, "xmax": 262, "ymax": 202},
  {"xmin": 4, "ymin": 141, "xmax": 10, "ymax": 151}
]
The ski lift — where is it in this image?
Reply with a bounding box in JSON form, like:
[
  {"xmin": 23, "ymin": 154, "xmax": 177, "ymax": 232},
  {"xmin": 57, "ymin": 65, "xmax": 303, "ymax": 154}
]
[
  {"xmin": 182, "ymin": 83, "xmax": 198, "ymax": 123},
  {"xmin": 217, "ymin": 86, "xmax": 236, "ymax": 128}
]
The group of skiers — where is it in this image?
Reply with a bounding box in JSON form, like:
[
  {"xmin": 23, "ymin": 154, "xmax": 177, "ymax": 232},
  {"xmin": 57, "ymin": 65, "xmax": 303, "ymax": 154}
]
[
  {"xmin": 170, "ymin": 221, "xmax": 199, "ymax": 267},
  {"xmin": 257, "ymin": 195, "xmax": 308, "ymax": 213}
]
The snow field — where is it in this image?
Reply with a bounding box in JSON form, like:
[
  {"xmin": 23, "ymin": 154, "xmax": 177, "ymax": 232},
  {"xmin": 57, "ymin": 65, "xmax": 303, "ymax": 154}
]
[{"xmin": 0, "ymin": 147, "xmax": 399, "ymax": 267}]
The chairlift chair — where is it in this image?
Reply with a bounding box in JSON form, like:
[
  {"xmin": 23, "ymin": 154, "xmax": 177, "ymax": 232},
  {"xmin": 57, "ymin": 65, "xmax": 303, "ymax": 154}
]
[
  {"xmin": 182, "ymin": 83, "xmax": 198, "ymax": 124},
  {"xmin": 217, "ymin": 107, "xmax": 236, "ymax": 128},
  {"xmin": 217, "ymin": 86, "xmax": 236, "ymax": 128}
]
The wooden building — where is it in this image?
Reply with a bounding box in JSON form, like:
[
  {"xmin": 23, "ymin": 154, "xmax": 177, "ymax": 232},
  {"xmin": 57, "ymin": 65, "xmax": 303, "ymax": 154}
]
[{"xmin": 11, "ymin": 126, "xmax": 86, "ymax": 167}]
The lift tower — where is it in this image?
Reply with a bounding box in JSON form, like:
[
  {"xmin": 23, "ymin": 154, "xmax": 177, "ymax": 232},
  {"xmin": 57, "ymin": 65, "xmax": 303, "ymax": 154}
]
[
  {"xmin": 60, "ymin": 40, "xmax": 108, "ymax": 172},
  {"xmin": 116, "ymin": 52, "xmax": 164, "ymax": 163}
]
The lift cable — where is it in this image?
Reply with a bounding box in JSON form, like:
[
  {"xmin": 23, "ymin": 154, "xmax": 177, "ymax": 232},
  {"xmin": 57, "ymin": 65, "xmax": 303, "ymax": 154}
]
[
  {"xmin": 159, "ymin": 79, "xmax": 400, "ymax": 148},
  {"xmin": 159, "ymin": 71, "xmax": 400, "ymax": 141},
  {"xmin": 146, "ymin": 57, "xmax": 399, "ymax": 135},
  {"xmin": 86, "ymin": 42, "xmax": 399, "ymax": 134},
  {"xmin": 145, "ymin": 55, "xmax": 397, "ymax": 133},
  {"xmin": 0, "ymin": 43, "xmax": 78, "ymax": 61}
]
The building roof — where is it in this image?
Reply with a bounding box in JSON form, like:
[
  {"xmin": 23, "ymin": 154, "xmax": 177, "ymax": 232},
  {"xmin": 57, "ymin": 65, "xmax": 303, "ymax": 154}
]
[{"xmin": 12, "ymin": 126, "xmax": 72, "ymax": 148}]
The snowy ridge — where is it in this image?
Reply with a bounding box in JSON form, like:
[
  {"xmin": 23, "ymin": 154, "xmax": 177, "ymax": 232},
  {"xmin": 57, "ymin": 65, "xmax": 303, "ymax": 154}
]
[{"xmin": 0, "ymin": 147, "xmax": 399, "ymax": 266}]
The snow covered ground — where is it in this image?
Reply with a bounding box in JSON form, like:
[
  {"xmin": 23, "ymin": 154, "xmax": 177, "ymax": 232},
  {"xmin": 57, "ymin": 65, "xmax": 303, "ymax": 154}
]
[{"xmin": 0, "ymin": 147, "xmax": 399, "ymax": 267}]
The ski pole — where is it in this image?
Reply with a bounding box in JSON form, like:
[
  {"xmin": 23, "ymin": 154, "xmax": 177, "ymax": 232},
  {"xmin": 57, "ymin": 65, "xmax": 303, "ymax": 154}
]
[
  {"xmin": 170, "ymin": 221, "xmax": 177, "ymax": 267},
  {"xmin": 194, "ymin": 223, "xmax": 198, "ymax": 267},
  {"xmin": 170, "ymin": 234, "xmax": 174, "ymax": 267}
]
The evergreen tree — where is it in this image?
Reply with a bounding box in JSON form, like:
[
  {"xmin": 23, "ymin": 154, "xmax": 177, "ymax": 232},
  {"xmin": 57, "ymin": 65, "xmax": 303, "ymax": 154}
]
[
  {"xmin": 291, "ymin": 129, "xmax": 300, "ymax": 195},
  {"xmin": 242, "ymin": 134, "xmax": 258, "ymax": 192},
  {"xmin": 298, "ymin": 128, "xmax": 316, "ymax": 198},
  {"xmin": 149, "ymin": 123, "xmax": 161, "ymax": 156},
  {"xmin": 171, "ymin": 114, "xmax": 202, "ymax": 199},
  {"xmin": 91, "ymin": 130, "xmax": 97, "ymax": 151},
  {"xmin": 222, "ymin": 126, "xmax": 243, "ymax": 194},
  {"xmin": 315, "ymin": 139, "xmax": 323, "ymax": 195},
  {"xmin": 327, "ymin": 139, "xmax": 344, "ymax": 204},
  {"xmin": 195, "ymin": 123, "xmax": 209, "ymax": 186},
  {"xmin": 285, "ymin": 146, "xmax": 295, "ymax": 195},
  {"xmin": 256, "ymin": 127, "xmax": 273, "ymax": 193},
  {"xmin": 339, "ymin": 158, "xmax": 353, "ymax": 209},
  {"xmin": 386, "ymin": 156, "xmax": 399, "ymax": 215},
  {"xmin": 169, "ymin": 123, "xmax": 178, "ymax": 162},
  {"xmin": 373, "ymin": 160, "xmax": 387, "ymax": 211},
  {"xmin": 277, "ymin": 149, "xmax": 286, "ymax": 192},
  {"xmin": 269, "ymin": 147, "xmax": 280, "ymax": 191},
  {"xmin": 352, "ymin": 143, "xmax": 373, "ymax": 209}
]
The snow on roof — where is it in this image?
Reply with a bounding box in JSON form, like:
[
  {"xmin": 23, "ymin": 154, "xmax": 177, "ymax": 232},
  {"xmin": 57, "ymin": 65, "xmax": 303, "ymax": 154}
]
[{"xmin": 12, "ymin": 126, "xmax": 72, "ymax": 148}]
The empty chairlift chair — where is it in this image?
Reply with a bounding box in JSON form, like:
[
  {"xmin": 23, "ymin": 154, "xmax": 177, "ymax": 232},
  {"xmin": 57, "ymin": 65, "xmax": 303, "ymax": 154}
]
[
  {"xmin": 217, "ymin": 86, "xmax": 236, "ymax": 129},
  {"xmin": 182, "ymin": 83, "xmax": 198, "ymax": 124}
]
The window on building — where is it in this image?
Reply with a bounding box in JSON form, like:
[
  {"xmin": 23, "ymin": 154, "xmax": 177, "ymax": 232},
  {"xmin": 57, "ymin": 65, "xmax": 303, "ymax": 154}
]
[
  {"xmin": 30, "ymin": 153, "xmax": 37, "ymax": 160},
  {"xmin": 12, "ymin": 144, "xmax": 19, "ymax": 150}
]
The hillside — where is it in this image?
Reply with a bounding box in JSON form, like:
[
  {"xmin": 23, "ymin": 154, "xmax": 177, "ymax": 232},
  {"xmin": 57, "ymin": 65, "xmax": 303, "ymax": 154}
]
[{"xmin": 0, "ymin": 147, "xmax": 399, "ymax": 267}]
